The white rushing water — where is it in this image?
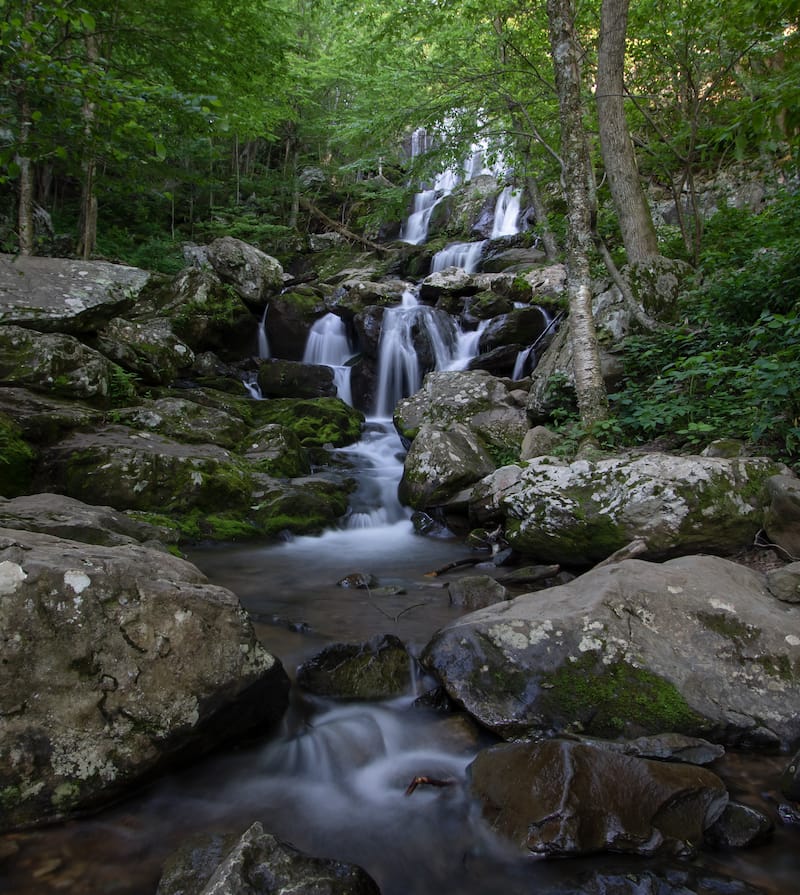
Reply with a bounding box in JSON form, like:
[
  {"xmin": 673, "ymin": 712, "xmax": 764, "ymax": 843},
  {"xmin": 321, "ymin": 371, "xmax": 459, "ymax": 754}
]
[
  {"xmin": 491, "ymin": 185, "xmax": 521, "ymax": 238},
  {"xmin": 257, "ymin": 305, "xmax": 270, "ymax": 359},
  {"xmin": 430, "ymin": 240, "xmax": 487, "ymax": 274},
  {"xmin": 302, "ymin": 312, "xmax": 354, "ymax": 405}
]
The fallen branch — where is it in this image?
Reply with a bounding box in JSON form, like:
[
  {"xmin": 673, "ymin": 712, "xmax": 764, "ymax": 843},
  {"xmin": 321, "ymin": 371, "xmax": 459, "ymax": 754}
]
[
  {"xmin": 405, "ymin": 775, "xmax": 456, "ymax": 796},
  {"xmin": 425, "ymin": 557, "xmax": 484, "ymax": 577},
  {"xmin": 299, "ymin": 197, "xmax": 390, "ymax": 256}
]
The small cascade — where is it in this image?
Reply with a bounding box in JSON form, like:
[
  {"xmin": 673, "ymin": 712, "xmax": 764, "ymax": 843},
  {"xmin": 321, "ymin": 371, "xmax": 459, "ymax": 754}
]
[
  {"xmin": 373, "ymin": 291, "xmax": 459, "ymax": 418},
  {"xmin": 431, "ymin": 240, "xmax": 486, "ymax": 274},
  {"xmin": 445, "ymin": 318, "xmax": 491, "ymax": 371},
  {"xmin": 242, "ymin": 371, "xmax": 262, "ymax": 400},
  {"xmin": 257, "ymin": 306, "xmax": 270, "ymax": 359},
  {"xmin": 302, "ymin": 313, "xmax": 355, "ymax": 405},
  {"xmin": 512, "ymin": 306, "xmax": 562, "ymax": 378},
  {"xmin": 491, "ymin": 186, "xmax": 521, "ymax": 238},
  {"xmin": 400, "ymin": 168, "xmax": 460, "ymax": 245}
]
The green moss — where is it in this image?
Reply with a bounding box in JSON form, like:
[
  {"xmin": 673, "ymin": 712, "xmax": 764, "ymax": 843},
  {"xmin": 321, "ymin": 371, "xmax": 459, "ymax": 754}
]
[
  {"xmin": 755, "ymin": 653, "xmax": 794, "ymax": 680},
  {"xmin": 250, "ymin": 397, "xmax": 363, "ymax": 448},
  {"xmin": 540, "ymin": 654, "xmax": 707, "ymax": 738},
  {"xmin": 0, "ymin": 413, "xmax": 35, "ymax": 497},
  {"xmin": 696, "ymin": 611, "xmax": 760, "ymax": 645},
  {"xmin": 51, "ymin": 781, "xmax": 81, "ymax": 809}
]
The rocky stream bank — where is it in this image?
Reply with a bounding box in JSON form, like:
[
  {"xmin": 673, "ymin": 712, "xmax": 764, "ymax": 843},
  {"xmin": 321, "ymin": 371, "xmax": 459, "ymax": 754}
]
[{"xmin": 1, "ymin": 229, "xmax": 800, "ymax": 893}]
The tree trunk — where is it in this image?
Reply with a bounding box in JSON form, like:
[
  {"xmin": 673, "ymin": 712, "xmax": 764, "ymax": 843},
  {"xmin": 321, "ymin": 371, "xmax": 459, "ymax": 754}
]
[
  {"xmin": 15, "ymin": 86, "xmax": 35, "ymax": 255},
  {"xmin": 597, "ymin": 0, "xmax": 659, "ymax": 264},
  {"xmin": 546, "ymin": 0, "xmax": 608, "ymax": 426},
  {"xmin": 76, "ymin": 32, "xmax": 99, "ymax": 260}
]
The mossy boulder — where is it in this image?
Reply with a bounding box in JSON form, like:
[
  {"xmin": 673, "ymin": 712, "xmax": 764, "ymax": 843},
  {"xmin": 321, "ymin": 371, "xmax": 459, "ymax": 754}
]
[
  {"xmin": 296, "ymin": 634, "xmax": 414, "ymax": 699},
  {"xmin": 114, "ymin": 397, "xmax": 250, "ymax": 449},
  {"xmin": 257, "ymin": 358, "xmax": 336, "ymax": 399},
  {"xmin": 478, "ymin": 305, "xmax": 551, "ymax": 351},
  {"xmin": 242, "ymin": 424, "xmax": 311, "ymax": 478},
  {"xmin": 96, "ymin": 317, "xmax": 195, "ymax": 386},
  {"xmin": 250, "ymin": 397, "xmax": 363, "ymax": 452},
  {"xmin": 422, "ymin": 555, "xmax": 800, "ymax": 748},
  {"xmin": 206, "ymin": 236, "xmax": 284, "ymax": 306},
  {"xmin": 265, "ymin": 289, "xmax": 326, "ymax": 359},
  {"xmin": 471, "ymin": 452, "xmax": 787, "ymax": 565},
  {"xmin": 38, "ymin": 426, "xmax": 255, "ymax": 514},
  {"xmin": 0, "ymin": 413, "xmax": 35, "ymax": 497},
  {"xmin": 0, "ymin": 387, "xmax": 105, "ymax": 445},
  {"xmin": 250, "ymin": 474, "xmax": 352, "ymax": 536},
  {"xmin": 0, "ymin": 325, "xmax": 132, "ymax": 407}
]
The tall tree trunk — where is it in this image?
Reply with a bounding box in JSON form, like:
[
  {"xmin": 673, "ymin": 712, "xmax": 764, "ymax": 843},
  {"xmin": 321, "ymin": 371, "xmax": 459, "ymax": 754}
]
[
  {"xmin": 76, "ymin": 32, "xmax": 99, "ymax": 260},
  {"xmin": 597, "ymin": 0, "xmax": 659, "ymax": 264},
  {"xmin": 15, "ymin": 86, "xmax": 35, "ymax": 255},
  {"xmin": 547, "ymin": 0, "xmax": 608, "ymax": 426}
]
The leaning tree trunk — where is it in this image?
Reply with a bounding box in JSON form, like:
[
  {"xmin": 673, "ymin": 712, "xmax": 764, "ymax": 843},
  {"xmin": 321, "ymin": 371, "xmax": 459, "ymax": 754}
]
[
  {"xmin": 546, "ymin": 0, "xmax": 608, "ymax": 427},
  {"xmin": 76, "ymin": 32, "xmax": 99, "ymax": 260},
  {"xmin": 15, "ymin": 85, "xmax": 35, "ymax": 256},
  {"xmin": 597, "ymin": 0, "xmax": 659, "ymax": 264}
]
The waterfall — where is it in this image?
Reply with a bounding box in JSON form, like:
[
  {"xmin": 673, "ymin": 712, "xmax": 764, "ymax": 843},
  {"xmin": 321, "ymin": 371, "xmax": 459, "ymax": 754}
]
[
  {"xmin": 512, "ymin": 306, "xmax": 561, "ymax": 378},
  {"xmin": 491, "ymin": 186, "xmax": 521, "ymax": 238},
  {"xmin": 302, "ymin": 313, "xmax": 355, "ymax": 405},
  {"xmin": 373, "ymin": 291, "xmax": 462, "ymax": 418},
  {"xmin": 257, "ymin": 305, "xmax": 270, "ymax": 359},
  {"xmin": 431, "ymin": 240, "xmax": 486, "ymax": 274},
  {"xmin": 399, "ymin": 167, "xmax": 460, "ymax": 246}
]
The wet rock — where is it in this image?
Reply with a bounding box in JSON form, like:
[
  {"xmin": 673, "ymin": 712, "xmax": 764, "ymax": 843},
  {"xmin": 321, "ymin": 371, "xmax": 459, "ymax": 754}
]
[
  {"xmin": 156, "ymin": 822, "xmax": 379, "ymax": 895},
  {"xmin": 242, "ymin": 424, "xmax": 311, "ymax": 478},
  {"xmin": 540, "ymin": 865, "xmax": 765, "ymax": 895},
  {"xmin": 0, "ymin": 386, "xmax": 103, "ymax": 445},
  {"xmin": 265, "ymin": 289, "xmax": 326, "ymax": 360},
  {"xmin": 780, "ymin": 747, "xmax": 800, "ymax": 800},
  {"xmin": 0, "ymin": 253, "xmax": 148, "ymax": 334},
  {"xmin": 704, "ymin": 801, "xmax": 774, "ymax": 849},
  {"xmin": 478, "ymin": 305, "xmax": 550, "ymax": 352},
  {"xmin": 296, "ymin": 634, "xmax": 414, "ymax": 700},
  {"xmin": 206, "ymin": 237, "xmax": 284, "ymax": 306},
  {"xmin": 256, "ymin": 358, "xmax": 336, "ymax": 399},
  {"xmin": 422, "ymin": 555, "xmax": 800, "ymax": 747},
  {"xmin": 767, "ymin": 562, "xmax": 800, "ymax": 603},
  {"xmin": 337, "ymin": 571, "xmax": 378, "ymax": 588},
  {"xmin": 468, "ymin": 738, "xmax": 728, "ymax": 857},
  {"xmin": 249, "ymin": 397, "xmax": 364, "ymax": 451},
  {"xmin": 0, "ymin": 527, "xmax": 290, "ymax": 830},
  {"xmin": 448, "ymin": 575, "xmax": 508, "ymax": 610}
]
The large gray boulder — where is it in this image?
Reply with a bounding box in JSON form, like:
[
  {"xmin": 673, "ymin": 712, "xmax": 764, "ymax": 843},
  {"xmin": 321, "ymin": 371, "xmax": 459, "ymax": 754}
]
[
  {"xmin": 398, "ymin": 422, "xmax": 495, "ymax": 509},
  {"xmin": 422, "ymin": 555, "xmax": 800, "ymax": 748},
  {"xmin": 764, "ymin": 474, "xmax": 800, "ymax": 560},
  {"xmin": 470, "ymin": 452, "xmax": 786, "ymax": 564},
  {"xmin": 0, "ymin": 386, "xmax": 103, "ymax": 444},
  {"xmin": 0, "ymin": 528, "xmax": 290, "ymax": 830},
  {"xmin": 0, "ymin": 253, "xmax": 149, "ymax": 334},
  {"xmin": 469, "ymin": 738, "xmax": 728, "ymax": 857},
  {"xmin": 156, "ymin": 822, "xmax": 379, "ymax": 895},
  {"xmin": 206, "ymin": 237, "xmax": 284, "ymax": 306},
  {"xmin": 0, "ymin": 325, "xmax": 134, "ymax": 406},
  {"xmin": 114, "ymin": 397, "xmax": 250, "ymax": 450}
]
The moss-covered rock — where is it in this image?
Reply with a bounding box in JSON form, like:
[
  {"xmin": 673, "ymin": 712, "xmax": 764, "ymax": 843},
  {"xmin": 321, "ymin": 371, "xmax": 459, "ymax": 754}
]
[
  {"xmin": 113, "ymin": 396, "xmax": 250, "ymax": 449},
  {"xmin": 0, "ymin": 413, "xmax": 35, "ymax": 497},
  {"xmin": 422, "ymin": 554, "xmax": 800, "ymax": 748},
  {"xmin": 96, "ymin": 317, "xmax": 194, "ymax": 386},
  {"xmin": 242, "ymin": 424, "xmax": 311, "ymax": 478},
  {"xmin": 250, "ymin": 397, "xmax": 364, "ymax": 452}
]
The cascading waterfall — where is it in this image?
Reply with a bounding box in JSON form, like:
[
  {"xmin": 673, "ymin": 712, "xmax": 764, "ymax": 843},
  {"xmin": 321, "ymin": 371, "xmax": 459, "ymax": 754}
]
[
  {"xmin": 491, "ymin": 185, "xmax": 521, "ymax": 238},
  {"xmin": 430, "ymin": 240, "xmax": 486, "ymax": 274},
  {"xmin": 302, "ymin": 312, "xmax": 354, "ymax": 405},
  {"xmin": 512, "ymin": 306, "xmax": 560, "ymax": 378}
]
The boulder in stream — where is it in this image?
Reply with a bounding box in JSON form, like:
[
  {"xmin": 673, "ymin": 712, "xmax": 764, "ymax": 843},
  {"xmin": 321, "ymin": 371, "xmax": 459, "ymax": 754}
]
[
  {"xmin": 0, "ymin": 527, "xmax": 290, "ymax": 830},
  {"xmin": 423, "ymin": 555, "xmax": 800, "ymax": 748}
]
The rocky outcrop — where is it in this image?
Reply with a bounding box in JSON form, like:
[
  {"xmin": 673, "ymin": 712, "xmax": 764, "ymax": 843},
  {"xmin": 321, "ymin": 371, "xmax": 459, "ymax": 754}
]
[
  {"xmin": 422, "ymin": 555, "xmax": 800, "ymax": 748},
  {"xmin": 470, "ymin": 452, "xmax": 786, "ymax": 564},
  {"xmin": 764, "ymin": 474, "xmax": 800, "ymax": 560},
  {"xmin": 256, "ymin": 358, "xmax": 336, "ymax": 399},
  {"xmin": 0, "ymin": 527, "xmax": 290, "ymax": 830},
  {"xmin": 156, "ymin": 823, "xmax": 379, "ymax": 895},
  {"xmin": 114, "ymin": 397, "xmax": 250, "ymax": 450},
  {"xmin": 96, "ymin": 317, "xmax": 195, "ymax": 385},
  {"xmin": 0, "ymin": 253, "xmax": 149, "ymax": 334},
  {"xmin": 206, "ymin": 237, "xmax": 284, "ymax": 306},
  {"xmin": 469, "ymin": 738, "xmax": 728, "ymax": 857},
  {"xmin": 0, "ymin": 325, "xmax": 135, "ymax": 406}
]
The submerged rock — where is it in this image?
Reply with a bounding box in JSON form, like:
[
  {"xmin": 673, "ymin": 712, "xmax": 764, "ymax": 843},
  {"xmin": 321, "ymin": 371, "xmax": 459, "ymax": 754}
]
[
  {"xmin": 0, "ymin": 528, "xmax": 290, "ymax": 830},
  {"xmin": 156, "ymin": 822, "xmax": 379, "ymax": 895},
  {"xmin": 297, "ymin": 634, "xmax": 414, "ymax": 700},
  {"xmin": 704, "ymin": 801, "xmax": 774, "ymax": 849},
  {"xmin": 423, "ymin": 555, "xmax": 800, "ymax": 747},
  {"xmin": 468, "ymin": 738, "xmax": 728, "ymax": 857}
]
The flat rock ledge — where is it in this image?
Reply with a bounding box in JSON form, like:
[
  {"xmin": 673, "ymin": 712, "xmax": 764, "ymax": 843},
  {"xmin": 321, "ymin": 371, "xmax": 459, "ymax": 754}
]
[{"xmin": 0, "ymin": 528, "xmax": 290, "ymax": 830}]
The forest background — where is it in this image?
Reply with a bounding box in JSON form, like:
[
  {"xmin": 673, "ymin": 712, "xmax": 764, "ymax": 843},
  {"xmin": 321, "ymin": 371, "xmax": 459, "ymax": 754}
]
[{"xmin": 1, "ymin": 0, "xmax": 799, "ymax": 466}]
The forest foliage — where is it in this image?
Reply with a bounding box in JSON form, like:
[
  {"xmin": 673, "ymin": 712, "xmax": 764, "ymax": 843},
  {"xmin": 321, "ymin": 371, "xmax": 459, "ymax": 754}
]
[{"xmin": 1, "ymin": 0, "xmax": 799, "ymax": 464}]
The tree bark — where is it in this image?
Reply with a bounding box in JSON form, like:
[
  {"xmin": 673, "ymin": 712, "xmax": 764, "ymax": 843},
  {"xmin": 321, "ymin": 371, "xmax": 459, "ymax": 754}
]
[
  {"xmin": 546, "ymin": 0, "xmax": 608, "ymax": 426},
  {"xmin": 76, "ymin": 32, "xmax": 99, "ymax": 260},
  {"xmin": 15, "ymin": 86, "xmax": 35, "ymax": 256},
  {"xmin": 597, "ymin": 0, "xmax": 659, "ymax": 265}
]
